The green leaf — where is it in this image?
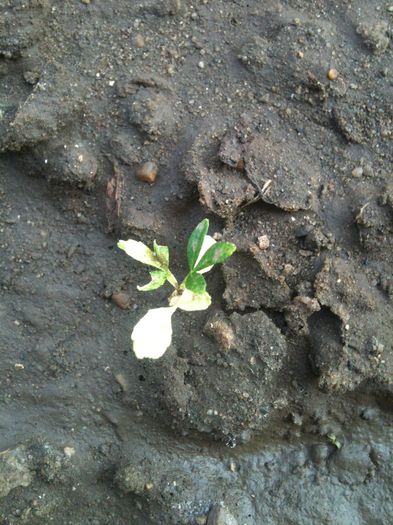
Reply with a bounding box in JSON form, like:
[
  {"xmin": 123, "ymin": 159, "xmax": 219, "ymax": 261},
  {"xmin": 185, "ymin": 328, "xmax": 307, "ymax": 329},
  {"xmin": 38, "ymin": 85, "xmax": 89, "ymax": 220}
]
[
  {"xmin": 194, "ymin": 242, "xmax": 236, "ymax": 272},
  {"xmin": 153, "ymin": 240, "xmax": 169, "ymax": 268},
  {"xmin": 137, "ymin": 270, "xmax": 168, "ymax": 291},
  {"xmin": 187, "ymin": 218, "xmax": 209, "ymax": 270},
  {"xmin": 184, "ymin": 272, "xmax": 207, "ymax": 294}
]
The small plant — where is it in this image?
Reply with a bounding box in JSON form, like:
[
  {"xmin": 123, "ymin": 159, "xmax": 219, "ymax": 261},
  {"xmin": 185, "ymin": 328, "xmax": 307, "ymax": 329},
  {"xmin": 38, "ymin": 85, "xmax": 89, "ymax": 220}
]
[{"xmin": 118, "ymin": 218, "xmax": 236, "ymax": 359}]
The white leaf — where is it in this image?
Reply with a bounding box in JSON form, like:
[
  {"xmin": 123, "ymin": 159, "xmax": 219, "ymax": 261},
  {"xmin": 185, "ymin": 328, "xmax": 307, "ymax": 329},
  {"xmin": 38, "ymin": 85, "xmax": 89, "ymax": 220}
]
[
  {"xmin": 131, "ymin": 306, "xmax": 177, "ymax": 359},
  {"xmin": 169, "ymin": 289, "xmax": 211, "ymax": 312},
  {"xmin": 118, "ymin": 239, "xmax": 162, "ymax": 269},
  {"xmin": 195, "ymin": 235, "xmax": 216, "ymax": 274}
]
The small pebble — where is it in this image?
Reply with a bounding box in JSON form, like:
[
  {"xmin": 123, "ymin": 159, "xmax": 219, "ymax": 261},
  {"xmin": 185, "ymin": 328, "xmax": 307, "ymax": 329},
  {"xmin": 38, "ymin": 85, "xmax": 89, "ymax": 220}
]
[
  {"xmin": 63, "ymin": 447, "xmax": 76, "ymax": 458},
  {"xmin": 204, "ymin": 317, "xmax": 235, "ymax": 351},
  {"xmin": 352, "ymin": 166, "xmax": 363, "ymax": 178},
  {"xmin": 115, "ymin": 373, "xmax": 129, "ymax": 392},
  {"xmin": 135, "ymin": 34, "xmax": 145, "ymax": 48},
  {"xmin": 229, "ymin": 460, "xmax": 237, "ymax": 472},
  {"xmin": 291, "ymin": 412, "xmax": 303, "ymax": 426},
  {"xmin": 136, "ymin": 161, "xmax": 158, "ymax": 183},
  {"xmin": 327, "ymin": 68, "xmax": 339, "ymax": 81},
  {"xmin": 198, "ymin": 60, "xmax": 205, "ymax": 69},
  {"xmin": 23, "ymin": 71, "xmax": 39, "ymax": 85},
  {"xmin": 283, "ymin": 263, "xmax": 294, "ymax": 275},
  {"xmin": 111, "ymin": 292, "xmax": 130, "ymax": 310},
  {"xmin": 144, "ymin": 482, "xmax": 154, "ymax": 491},
  {"xmin": 360, "ymin": 407, "xmax": 378, "ymax": 421},
  {"xmin": 296, "ymin": 51, "xmax": 304, "ymax": 59},
  {"xmin": 257, "ymin": 235, "xmax": 270, "ymax": 250},
  {"xmin": 362, "ymin": 163, "xmax": 374, "ymax": 177},
  {"xmin": 81, "ymin": 0, "xmax": 91, "ymax": 4}
]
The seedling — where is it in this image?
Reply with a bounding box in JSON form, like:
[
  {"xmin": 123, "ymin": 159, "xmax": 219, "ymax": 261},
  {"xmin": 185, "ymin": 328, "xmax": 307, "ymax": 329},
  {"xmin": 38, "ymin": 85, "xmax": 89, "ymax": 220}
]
[{"xmin": 118, "ymin": 218, "xmax": 236, "ymax": 359}]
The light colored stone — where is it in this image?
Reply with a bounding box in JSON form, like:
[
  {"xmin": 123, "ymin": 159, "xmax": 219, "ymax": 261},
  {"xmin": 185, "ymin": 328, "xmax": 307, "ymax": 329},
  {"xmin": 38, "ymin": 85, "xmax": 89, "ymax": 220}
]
[
  {"xmin": 63, "ymin": 447, "xmax": 76, "ymax": 458},
  {"xmin": 136, "ymin": 161, "xmax": 159, "ymax": 183},
  {"xmin": 327, "ymin": 68, "xmax": 338, "ymax": 81},
  {"xmin": 257, "ymin": 234, "xmax": 270, "ymax": 250}
]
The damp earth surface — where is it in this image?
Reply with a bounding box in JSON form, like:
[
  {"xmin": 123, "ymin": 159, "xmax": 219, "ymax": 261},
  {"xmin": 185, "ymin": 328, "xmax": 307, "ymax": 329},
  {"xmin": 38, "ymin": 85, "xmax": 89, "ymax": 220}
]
[{"xmin": 0, "ymin": 1, "xmax": 393, "ymax": 524}]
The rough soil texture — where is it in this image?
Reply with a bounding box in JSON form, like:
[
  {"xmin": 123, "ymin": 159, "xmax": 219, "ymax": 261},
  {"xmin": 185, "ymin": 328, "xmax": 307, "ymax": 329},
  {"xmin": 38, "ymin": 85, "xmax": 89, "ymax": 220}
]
[{"xmin": 0, "ymin": 1, "xmax": 392, "ymax": 524}]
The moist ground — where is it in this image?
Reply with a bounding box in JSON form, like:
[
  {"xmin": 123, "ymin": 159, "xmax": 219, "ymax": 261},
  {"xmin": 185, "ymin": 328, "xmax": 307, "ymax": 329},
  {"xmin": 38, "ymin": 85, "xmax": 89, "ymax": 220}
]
[{"xmin": 0, "ymin": 1, "xmax": 392, "ymax": 524}]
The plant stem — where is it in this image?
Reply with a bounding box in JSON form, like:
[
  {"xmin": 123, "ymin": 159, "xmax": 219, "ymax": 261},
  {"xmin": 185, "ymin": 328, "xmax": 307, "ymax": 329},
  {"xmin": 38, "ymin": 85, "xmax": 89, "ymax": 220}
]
[{"xmin": 167, "ymin": 271, "xmax": 179, "ymax": 289}]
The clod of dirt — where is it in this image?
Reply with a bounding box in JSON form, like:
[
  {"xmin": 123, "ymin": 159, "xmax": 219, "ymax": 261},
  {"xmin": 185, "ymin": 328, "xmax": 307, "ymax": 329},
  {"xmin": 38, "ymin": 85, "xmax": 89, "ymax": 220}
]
[
  {"xmin": 159, "ymin": 310, "xmax": 288, "ymax": 441},
  {"xmin": 110, "ymin": 131, "xmax": 143, "ymax": 166},
  {"xmin": 3, "ymin": 62, "xmax": 84, "ymax": 151},
  {"xmin": 332, "ymin": 86, "xmax": 392, "ymax": 144},
  {"xmin": 106, "ymin": 161, "xmax": 159, "ymax": 238},
  {"xmin": 309, "ymin": 257, "xmax": 393, "ymax": 392},
  {"xmin": 0, "ymin": 445, "xmax": 33, "ymax": 498},
  {"xmin": 185, "ymin": 112, "xmax": 320, "ymax": 218},
  {"xmin": 128, "ymin": 87, "xmax": 177, "ymax": 140},
  {"xmin": 238, "ymin": 36, "xmax": 269, "ymax": 70},
  {"xmin": 356, "ymin": 20, "xmax": 390, "ymax": 55},
  {"xmin": 111, "ymin": 292, "xmax": 130, "ymax": 310},
  {"xmin": 0, "ymin": 0, "xmax": 49, "ymax": 59},
  {"xmin": 221, "ymin": 207, "xmax": 329, "ymax": 314},
  {"xmin": 115, "ymin": 447, "xmax": 248, "ymax": 525},
  {"xmin": 218, "ymin": 126, "xmax": 250, "ymax": 171},
  {"xmin": 331, "ymin": 102, "xmax": 365, "ymax": 144},
  {"xmin": 32, "ymin": 442, "xmax": 65, "ymax": 483},
  {"xmin": 0, "ymin": 441, "xmax": 64, "ymax": 500},
  {"xmin": 329, "ymin": 443, "xmax": 374, "ymax": 485},
  {"xmin": 223, "ymin": 252, "xmax": 291, "ymax": 311},
  {"xmin": 356, "ymin": 193, "xmax": 393, "ymax": 263},
  {"xmin": 294, "ymin": 223, "xmax": 333, "ymax": 252},
  {"xmin": 243, "ymin": 126, "xmax": 318, "ymax": 212},
  {"xmin": 203, "ymin": 311, "xmax": 235, "ymax": 351},
  {"xmin": 34, "ymin": 141, "xmax": 98, "ymax": 187},
  {"xmin": 284, "ymin": 295, "xmax": 320, "ymax": 336},
  {"xmin": 184, "ymin": 125, "xmax": 255, "ymax": 218}
]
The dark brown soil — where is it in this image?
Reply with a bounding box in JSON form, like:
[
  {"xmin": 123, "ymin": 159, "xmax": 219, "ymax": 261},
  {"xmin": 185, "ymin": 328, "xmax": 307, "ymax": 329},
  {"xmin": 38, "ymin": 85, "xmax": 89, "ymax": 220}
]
[{"xmin": 0, "ymin": 1, "xmax": 392, "ymax": 524}]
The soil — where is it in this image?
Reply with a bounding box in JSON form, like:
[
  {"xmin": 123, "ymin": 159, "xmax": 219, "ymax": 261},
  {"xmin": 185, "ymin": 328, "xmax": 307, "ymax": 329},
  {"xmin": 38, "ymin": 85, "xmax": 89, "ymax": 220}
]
[{"xmin": 0, "ymin": 1, "xmax": 392, "ymax": 524}]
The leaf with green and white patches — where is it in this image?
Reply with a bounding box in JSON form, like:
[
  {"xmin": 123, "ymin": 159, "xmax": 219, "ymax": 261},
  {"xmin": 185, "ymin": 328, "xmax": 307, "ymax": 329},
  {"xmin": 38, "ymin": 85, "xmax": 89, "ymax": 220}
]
[
  {"xmin": 187, "ymin": 218, "xmax": 209, "ymax": 270},
  {"xmin": 194, "ymin": 241, "xmax": 236, "ymax": 272},
  {"xmin": 153, "ymin": 240, "xmax": 169, "ymax": 268},
  {"xmin": 118, "ymin": 239, "xmax": 163, "ymax": 269},
  {"xmin": 184, "ymin": 272, "xmax": 207, "ymax": 294},
  {"xmin": 137, "ymin": 270, "xmax": 168, "ymax": 291}
]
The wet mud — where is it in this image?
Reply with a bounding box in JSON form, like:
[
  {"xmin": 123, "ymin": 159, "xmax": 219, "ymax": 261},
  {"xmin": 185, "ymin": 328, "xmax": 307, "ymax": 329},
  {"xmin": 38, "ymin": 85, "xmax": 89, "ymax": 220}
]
[{"xmin": 0, "ymin": 1, "xmax": 392, "ymax": 523}]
